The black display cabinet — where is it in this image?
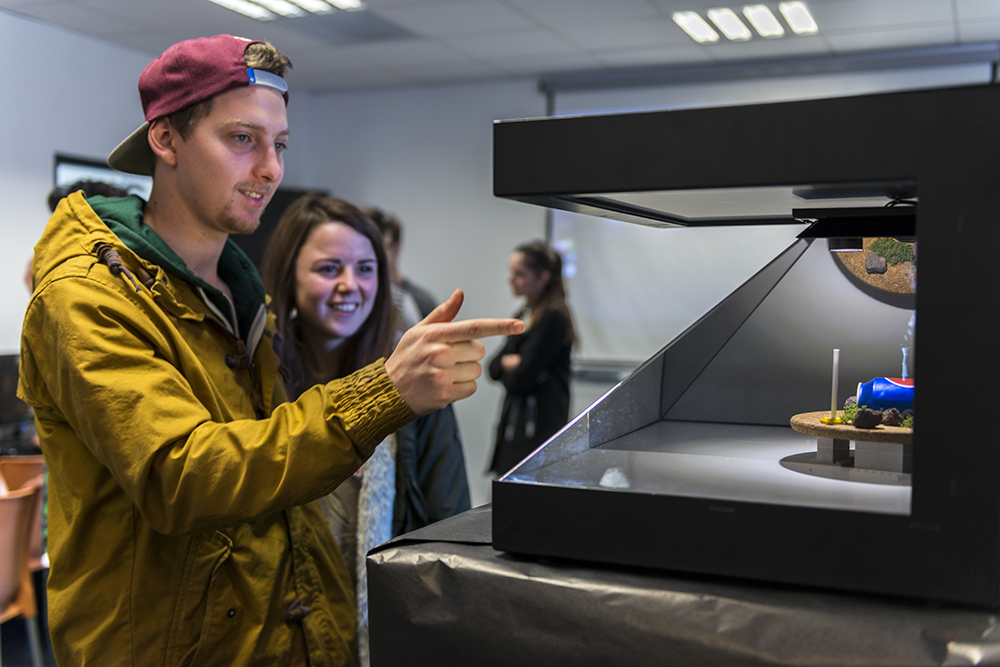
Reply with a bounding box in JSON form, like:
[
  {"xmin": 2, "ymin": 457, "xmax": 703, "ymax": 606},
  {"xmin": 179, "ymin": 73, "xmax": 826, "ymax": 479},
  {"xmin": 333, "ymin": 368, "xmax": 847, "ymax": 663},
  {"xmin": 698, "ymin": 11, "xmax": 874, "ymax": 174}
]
[{"xmin": 491, "ymin": 84, "xmax": 1000, "ymax": 607}]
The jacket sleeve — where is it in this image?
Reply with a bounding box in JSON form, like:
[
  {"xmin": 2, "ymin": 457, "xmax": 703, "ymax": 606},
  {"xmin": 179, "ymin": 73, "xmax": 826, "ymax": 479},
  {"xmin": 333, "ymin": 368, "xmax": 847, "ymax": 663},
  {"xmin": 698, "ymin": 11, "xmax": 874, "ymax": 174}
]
[
  {"xmin": 394, "ymin": 404, "xmax": 471, "ymax": 535},
  {"xmin": 494, "ymin": 309, "xmax": 569, "ymax": 396},
  {"xmin": 18, "ymin": 275, "xmax": 415, "ymax": 536}
]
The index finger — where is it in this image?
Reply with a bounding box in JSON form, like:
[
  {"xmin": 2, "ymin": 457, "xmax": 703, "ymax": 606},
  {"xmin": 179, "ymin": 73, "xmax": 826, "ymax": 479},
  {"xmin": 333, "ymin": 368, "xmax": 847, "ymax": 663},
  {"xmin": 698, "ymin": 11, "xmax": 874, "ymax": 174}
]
[{"xmin": 434, "ymin": 318, "xmax": 524, "ymax": 342}]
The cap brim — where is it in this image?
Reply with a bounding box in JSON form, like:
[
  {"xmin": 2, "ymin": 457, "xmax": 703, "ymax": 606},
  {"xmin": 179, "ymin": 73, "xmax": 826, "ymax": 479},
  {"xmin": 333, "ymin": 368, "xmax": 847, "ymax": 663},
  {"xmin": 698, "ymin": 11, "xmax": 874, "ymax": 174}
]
[{"xmin": 108, "ymin": 121, "xmax": 154, "ymax": 177}]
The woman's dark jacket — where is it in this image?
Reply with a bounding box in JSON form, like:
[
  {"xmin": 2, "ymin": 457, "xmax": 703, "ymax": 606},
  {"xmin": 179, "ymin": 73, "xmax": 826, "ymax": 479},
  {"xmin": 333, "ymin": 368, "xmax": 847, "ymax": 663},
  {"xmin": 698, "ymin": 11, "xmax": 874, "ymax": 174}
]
[
  {"xmin": 277, "ymin": 331, "xmax": 471, "ymax": 537},
  {"xmin": 488, "ymin": 307, "xmax": 572, "ymax": 475}
]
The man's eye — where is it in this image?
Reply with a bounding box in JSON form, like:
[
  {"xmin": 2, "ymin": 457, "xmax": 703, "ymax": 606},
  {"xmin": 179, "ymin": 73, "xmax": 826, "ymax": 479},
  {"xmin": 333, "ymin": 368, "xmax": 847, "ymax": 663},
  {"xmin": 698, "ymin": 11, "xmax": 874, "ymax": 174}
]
[
  {"xmin": 275, "ymin": 141, "xmax": 288, "ymax": 153},
  {"xmin": 233, "ymin": 133, "xmax": 251, "ymax": 144}
]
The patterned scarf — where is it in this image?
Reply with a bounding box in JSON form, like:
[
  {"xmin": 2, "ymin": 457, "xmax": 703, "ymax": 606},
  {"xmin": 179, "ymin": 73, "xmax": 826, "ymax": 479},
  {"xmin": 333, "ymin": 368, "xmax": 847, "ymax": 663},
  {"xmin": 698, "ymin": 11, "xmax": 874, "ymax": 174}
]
[{"xmin": 355, "ymin": 433, "xmax": 396, "ymax": 667}]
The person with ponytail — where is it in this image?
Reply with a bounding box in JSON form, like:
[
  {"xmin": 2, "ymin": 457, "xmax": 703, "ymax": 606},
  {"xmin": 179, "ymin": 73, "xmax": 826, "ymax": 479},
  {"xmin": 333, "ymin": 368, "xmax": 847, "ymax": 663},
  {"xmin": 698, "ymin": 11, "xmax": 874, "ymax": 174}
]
[{"xmin": 488, "ymin": 240, "xmax": 576, "ymax": 475}]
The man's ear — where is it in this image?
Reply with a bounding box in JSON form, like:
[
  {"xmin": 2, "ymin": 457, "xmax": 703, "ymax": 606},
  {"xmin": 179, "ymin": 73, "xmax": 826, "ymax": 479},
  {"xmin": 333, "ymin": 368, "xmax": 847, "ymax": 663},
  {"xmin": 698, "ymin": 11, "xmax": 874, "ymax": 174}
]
[{"xmin": 148, "ymin": 118, "xmax": 180, "ymax": 168}]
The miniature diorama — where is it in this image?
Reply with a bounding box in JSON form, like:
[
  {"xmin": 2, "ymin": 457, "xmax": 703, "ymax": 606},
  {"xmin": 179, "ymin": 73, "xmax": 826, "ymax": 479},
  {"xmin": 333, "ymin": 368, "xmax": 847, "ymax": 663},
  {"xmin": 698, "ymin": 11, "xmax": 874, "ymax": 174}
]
[
  {"xmin": 787, "ymin": 232, "xmax": 916, "ymax": 485},
  {"xmin": 491, "ymin": 84, "xmax": 1000, "ymax": 607}
]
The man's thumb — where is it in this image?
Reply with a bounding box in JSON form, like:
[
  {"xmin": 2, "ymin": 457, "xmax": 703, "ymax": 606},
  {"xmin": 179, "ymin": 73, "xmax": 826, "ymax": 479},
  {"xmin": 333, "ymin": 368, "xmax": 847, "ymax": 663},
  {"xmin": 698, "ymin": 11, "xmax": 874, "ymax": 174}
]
[{"xmin": 421, "ymin": 288, "xmax": 463, "ymax": 325}]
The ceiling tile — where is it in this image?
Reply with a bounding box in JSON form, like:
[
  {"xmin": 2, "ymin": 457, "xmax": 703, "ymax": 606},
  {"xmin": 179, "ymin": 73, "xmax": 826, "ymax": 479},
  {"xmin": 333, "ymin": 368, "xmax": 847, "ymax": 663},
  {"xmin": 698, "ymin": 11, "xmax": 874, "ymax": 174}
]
[
  {"xmin": 445, "ymin": 26, "xmax": 576, "ymax": 58},
  {"xmin": 810, "ymin": 0, "xmax": 954, "ymax": 32},
  {"xmin": 591, "ymin": 44, "xmax": 714, "ymax": 68},
  {"xmin": 505, "ymin": 0, "xmax": 661, "ymax": 28},
  {"xmin": 955, "ymin": 0, "xmax": 1000, "ymax": 21},
  {"xmin": 283, "ymin": 46, "xmax": 381, "ymax": 78},
  {"xmin": 375, "ymin": 1, "xmax": 535, "ymax": 37},
  {"xmin": 407, "ymin": 58, "xmax": 502, "ymax": 83},
  {"xmin": 553, "ymin": 16, "xmax": 688, "ymax": 51},
  {"xmin": 493, "ymin": 50, "xmax": 606, "ymax": 76},
  {"xmin": 364, "ymin": 0, "xmax": 465, "ymax": 8},
  {"xmin": 826, "ymin": 24, "xmax": 958, "ymax": 52},
  {"xmin": 110, "ymin": 31, "xmax": 185, "ymax": 57},
  {"xmin": 277, "ymin": 11, "xmax": 417, "ymax": 47},
  {"xmin": 343, "ymin": 39, "xmax": 477, "ymax": 66},
  {"xmin": 8, "ymin": 2, "xmax": 145, "ymax": 37},
  {"xmin": 706, "ymin": 34, "xmax": 834, "ymax": 61},
  {"xmin": 295, "ymin": 68, "xmax": 413, "ymax": 91},
  {"xmin": 957, "ymin": 19, "xmax": 1000, "ymax": 42}
]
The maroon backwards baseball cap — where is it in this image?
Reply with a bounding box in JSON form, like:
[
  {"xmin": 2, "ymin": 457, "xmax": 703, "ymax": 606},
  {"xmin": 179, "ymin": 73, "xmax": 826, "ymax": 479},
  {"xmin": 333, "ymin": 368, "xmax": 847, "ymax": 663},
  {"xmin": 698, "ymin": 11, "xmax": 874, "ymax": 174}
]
[{"xmin": 108, "ymin": 34, "xmax": 289, "ymax": 176}]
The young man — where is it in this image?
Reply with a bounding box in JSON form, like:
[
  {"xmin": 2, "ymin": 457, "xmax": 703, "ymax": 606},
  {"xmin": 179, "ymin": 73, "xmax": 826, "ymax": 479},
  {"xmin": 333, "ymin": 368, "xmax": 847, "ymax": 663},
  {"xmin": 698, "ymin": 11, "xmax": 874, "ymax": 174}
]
[{"xmin": 18, "ymin": 35, "xmax": 520, "ymax": 666}]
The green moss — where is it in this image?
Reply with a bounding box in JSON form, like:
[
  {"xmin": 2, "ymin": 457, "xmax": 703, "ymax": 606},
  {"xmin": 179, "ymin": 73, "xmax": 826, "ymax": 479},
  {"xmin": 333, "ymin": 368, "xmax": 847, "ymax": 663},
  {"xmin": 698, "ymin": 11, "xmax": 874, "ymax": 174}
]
[
  {"xmin": 869, "ymin": 237, "xmax": 915, "ymax": 265},
  {"xmin": 841, "ymin": 403, "xmax": 859, "ymax": 424}
]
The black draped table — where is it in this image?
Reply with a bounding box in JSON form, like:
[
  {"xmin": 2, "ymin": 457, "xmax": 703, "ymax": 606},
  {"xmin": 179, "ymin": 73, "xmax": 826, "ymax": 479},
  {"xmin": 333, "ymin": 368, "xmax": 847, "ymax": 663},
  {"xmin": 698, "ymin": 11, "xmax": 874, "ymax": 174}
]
[{"xmin": 367, "ymin": 504, "xmax": 1000, "ymax": 666}]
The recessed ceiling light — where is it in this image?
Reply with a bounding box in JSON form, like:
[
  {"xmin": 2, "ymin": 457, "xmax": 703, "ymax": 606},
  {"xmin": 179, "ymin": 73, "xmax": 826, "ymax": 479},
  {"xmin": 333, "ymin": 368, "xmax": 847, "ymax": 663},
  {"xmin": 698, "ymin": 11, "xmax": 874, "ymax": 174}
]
[
  {"xmin": 208, "ymin": 0, "xmax": 365, "ymax": 20},
  {"xmin": 673, "ymin": 11, "xmax": 720, "ymax": 43},
  {"xmin": 779, "ymin": 2, "xmax": 819, "ymax": 34},
  {"xmin": 252, "ymin": 0, "xmax": 305, "ymax": 18},
  {"xmin": 743, "ymin": 5, "xmax": 785, "ymax": 37},
  {"xmin": 707, "ymin": 8, "xmax": 752, "ymax": 41},
  {"xmin": 207, "ymin": 0, "xmax": 275, "ymax": 20},
  {"xmin": 327, "ymin": 0, "xmax": 365, "ymax": 10},
  {"xmin": 290, "ymin": 0, "xmax": 336, "ymax": 13}
]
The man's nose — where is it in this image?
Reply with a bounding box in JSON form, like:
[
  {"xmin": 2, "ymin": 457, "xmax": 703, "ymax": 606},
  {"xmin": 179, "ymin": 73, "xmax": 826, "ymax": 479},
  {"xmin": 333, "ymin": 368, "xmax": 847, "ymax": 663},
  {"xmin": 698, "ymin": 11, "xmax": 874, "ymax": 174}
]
[{"xmin": 254, "ymin": 143, "xmax": 283, "ymax": 184}]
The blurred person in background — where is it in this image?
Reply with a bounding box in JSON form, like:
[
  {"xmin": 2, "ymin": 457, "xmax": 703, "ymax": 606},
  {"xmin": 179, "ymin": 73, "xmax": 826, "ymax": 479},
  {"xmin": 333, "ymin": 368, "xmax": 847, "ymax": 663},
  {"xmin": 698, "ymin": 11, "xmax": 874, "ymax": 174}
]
[
  {"xmin": 364, "ymin": 206, "xmax": 436, "ymax": 330},
  {"xmin": 489, "ymin": 240, "xmax": 576, "ymax": 476}
]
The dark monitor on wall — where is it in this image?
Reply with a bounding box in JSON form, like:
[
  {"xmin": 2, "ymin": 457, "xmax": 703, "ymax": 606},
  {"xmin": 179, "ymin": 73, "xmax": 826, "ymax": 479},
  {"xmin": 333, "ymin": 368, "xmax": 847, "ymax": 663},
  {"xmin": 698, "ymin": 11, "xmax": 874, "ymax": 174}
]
[
  {"xmin": 55, "ymin": 153, "xmax": 152, "ymax": 200},
  {"xmin": 228, "ymin": 187, "xmax": 329, "ymax": 271},
  {"xmin": 0, "ymin": 355, "xmax": 30, "ymax": 426}
]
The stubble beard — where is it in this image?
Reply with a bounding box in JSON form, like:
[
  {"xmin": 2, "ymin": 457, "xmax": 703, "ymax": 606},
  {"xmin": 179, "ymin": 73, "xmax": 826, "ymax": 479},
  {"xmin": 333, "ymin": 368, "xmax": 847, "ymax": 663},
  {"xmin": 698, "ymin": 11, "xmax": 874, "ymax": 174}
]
[{"xmin": 220, "ymin": 200, "xmax": 266, "ymax": 236}]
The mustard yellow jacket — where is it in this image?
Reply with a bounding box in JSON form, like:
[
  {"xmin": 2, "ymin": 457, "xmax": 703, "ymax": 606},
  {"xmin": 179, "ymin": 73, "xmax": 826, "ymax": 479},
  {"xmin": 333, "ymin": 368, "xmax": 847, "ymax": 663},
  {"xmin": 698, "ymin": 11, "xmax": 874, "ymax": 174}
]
[{"xmin": 18, "ymin": 192, "xmax": 413, "ymax": 666}]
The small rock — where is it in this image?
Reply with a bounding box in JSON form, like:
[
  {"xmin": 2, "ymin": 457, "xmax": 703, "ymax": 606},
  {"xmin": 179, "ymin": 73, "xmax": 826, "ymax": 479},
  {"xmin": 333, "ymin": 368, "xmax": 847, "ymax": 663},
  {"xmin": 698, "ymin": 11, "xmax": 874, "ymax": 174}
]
[
  {"xmin": 854, "ymin": 408, "xmax": 883, "ymax": 429},
  {"xmin": 865, "ymin": 252, "xmax": 887, "ymax": 274},
  {"xmin": 844, "ymin": 396, "xmax": 857, "ymax": 409},
  {"xmin": 599, "ymin": 467, "xmax": 630, "ymax": 489},
  {"xmin": 881, "ymin": 408, "xmax": 903, "ymax": 426}
]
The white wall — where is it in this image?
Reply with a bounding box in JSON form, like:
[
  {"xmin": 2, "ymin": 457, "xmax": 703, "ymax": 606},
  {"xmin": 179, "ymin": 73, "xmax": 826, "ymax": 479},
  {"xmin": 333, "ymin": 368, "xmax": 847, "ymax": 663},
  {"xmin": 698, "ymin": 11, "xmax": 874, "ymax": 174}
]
[
  {"xmin": 306, "ymin": 80, "xmax": 547, "ymax": 505},
  {"xmin": 0, "ymin": 12, "xmax": 153, "ymax": 353}
]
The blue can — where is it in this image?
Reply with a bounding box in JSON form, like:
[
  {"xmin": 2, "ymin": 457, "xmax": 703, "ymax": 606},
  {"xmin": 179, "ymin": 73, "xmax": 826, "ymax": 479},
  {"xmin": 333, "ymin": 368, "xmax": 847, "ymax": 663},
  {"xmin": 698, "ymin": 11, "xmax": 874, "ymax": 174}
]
[{"xmin": 856, "ymin": 377, "xmax": 914, "ymax": 412}]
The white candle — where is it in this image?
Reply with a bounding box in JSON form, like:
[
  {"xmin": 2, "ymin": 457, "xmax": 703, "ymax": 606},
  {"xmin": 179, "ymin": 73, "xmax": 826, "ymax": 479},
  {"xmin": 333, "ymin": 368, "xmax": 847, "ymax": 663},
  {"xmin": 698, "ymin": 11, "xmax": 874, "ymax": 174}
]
[{"xmin": 830, "ymin": 348, "xmax": 840, "ymax": 420}]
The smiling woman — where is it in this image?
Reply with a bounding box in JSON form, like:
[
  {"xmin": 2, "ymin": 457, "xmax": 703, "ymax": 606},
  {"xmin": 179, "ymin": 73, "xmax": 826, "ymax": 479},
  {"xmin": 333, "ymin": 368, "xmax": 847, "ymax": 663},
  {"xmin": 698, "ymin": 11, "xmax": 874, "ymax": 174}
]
[{"xmin": 262, "ymin": 194, "xmax": 472, "ymax": 666}]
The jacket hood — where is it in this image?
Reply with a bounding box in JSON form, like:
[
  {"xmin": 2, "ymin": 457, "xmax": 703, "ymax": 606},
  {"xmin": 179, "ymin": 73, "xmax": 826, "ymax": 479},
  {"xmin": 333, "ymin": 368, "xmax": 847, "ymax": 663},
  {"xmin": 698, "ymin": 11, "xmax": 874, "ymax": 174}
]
[{"xmin": 37, "ymin": 192, "xmax": 266, "ymax": 340}]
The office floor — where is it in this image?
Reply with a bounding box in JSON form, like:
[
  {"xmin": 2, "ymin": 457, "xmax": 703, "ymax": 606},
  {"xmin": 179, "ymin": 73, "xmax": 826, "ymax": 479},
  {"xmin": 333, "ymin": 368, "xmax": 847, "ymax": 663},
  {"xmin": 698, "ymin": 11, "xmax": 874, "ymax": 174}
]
[
  {"xmin": 1, "ymin": 619, "xmax": 55, "ymax": 667},
  {"xmin": 1, "ymin": 571, "xmax": 55, "ymax": 667}
]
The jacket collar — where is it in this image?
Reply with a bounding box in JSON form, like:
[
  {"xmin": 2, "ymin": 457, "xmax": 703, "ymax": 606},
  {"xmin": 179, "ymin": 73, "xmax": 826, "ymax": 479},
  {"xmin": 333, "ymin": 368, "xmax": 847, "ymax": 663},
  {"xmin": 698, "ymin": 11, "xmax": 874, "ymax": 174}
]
[{"xmin": 88, "ymin": 195, "xmax": 266, "ymax": 341}]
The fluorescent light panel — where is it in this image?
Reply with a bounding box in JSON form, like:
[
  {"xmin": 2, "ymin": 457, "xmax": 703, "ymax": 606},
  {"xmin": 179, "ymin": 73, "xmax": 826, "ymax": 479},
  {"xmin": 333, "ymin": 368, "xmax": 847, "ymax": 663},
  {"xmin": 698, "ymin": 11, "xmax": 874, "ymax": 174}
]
[
  {"xmin": 253, "ymin": 0, "xmax": 305, "ymax": 17},
  {"xmin": 327, "ymin": 0, "xmax": 365, "ymax": 10},
  {"xmin": 207, "ymin": 0, "xmax": 276, "ymax": 20},
  {"xmin": 290, "ymin": 0, "xmax": 336, "ymax": 12},
  {"xmin": 673, "ymin": 11, "xmax": 719, "ymax": 43},
  {"xmin": 708, "ymin": 8, "xmax": 752, "ymax": 41},
  {"xmin": 779, "ymin": 1, "xmax": 818, "ymax": 34},
  {"xmin": 743, "ymin": 5, "xmax": 785, "ymax": 37},
  {"xmin": 207, "ymin": 0, "xmax": 366, "ymax": 20}
]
